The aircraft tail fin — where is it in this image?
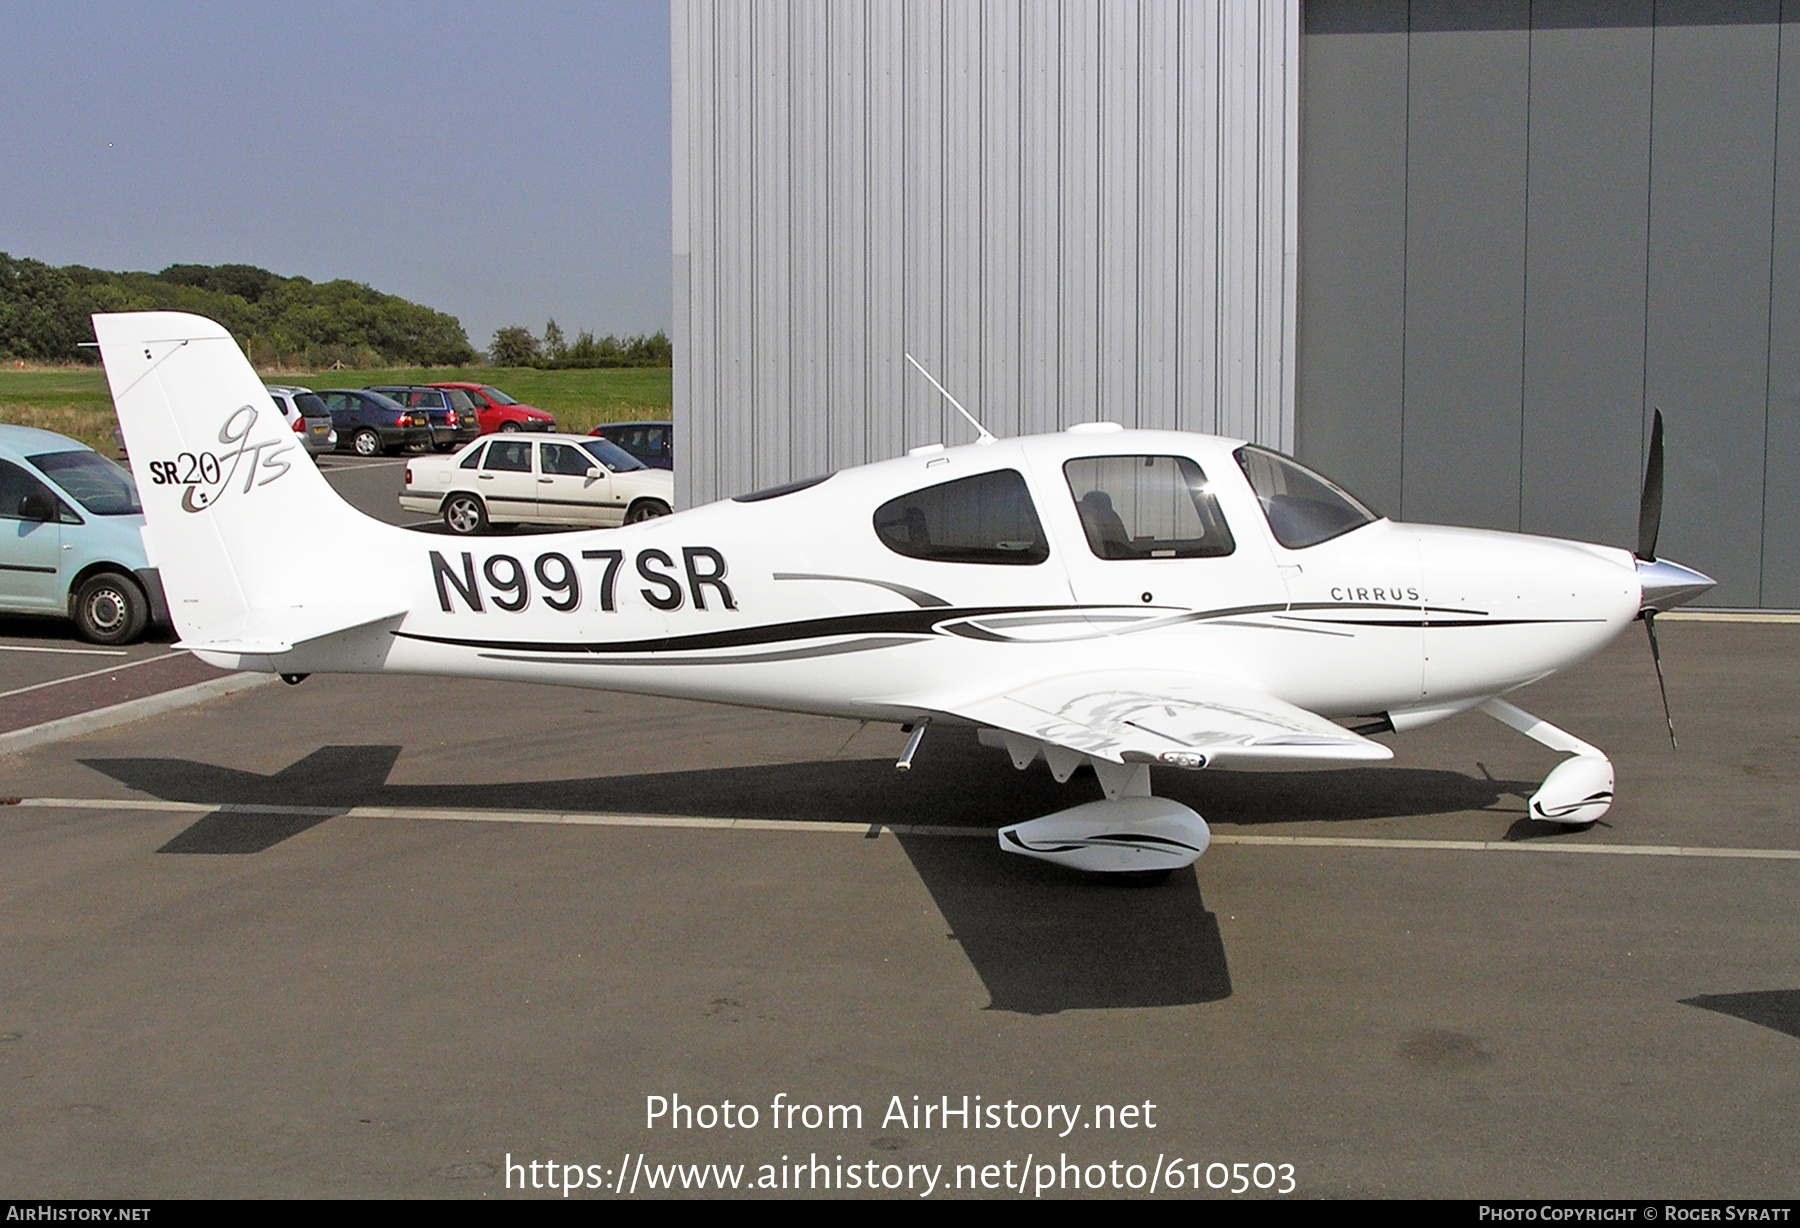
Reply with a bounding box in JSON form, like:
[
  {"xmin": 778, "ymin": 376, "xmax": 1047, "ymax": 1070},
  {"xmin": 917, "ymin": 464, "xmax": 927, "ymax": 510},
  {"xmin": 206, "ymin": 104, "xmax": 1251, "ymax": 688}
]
[{"xmin": 94, "ymin": 311, "xmax": 401, "ymax": 650}]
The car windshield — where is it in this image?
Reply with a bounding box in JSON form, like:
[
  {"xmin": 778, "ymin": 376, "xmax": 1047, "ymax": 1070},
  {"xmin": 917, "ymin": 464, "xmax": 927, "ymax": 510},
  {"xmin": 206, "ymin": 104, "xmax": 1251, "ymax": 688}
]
[
  {"xmin": 295, "ymin": 393, "xmax": 328, "ymax": 416},
  {"xmin": 27, "ymin": 450, "xmax": 141, "ymax": 515},
  {"xmin": 479, "ymin": 386, "xmax": 518, "ymax": 406},
  {"xmin": 581, "ymin": 438, "xmax": 646, "ymax": 472}
]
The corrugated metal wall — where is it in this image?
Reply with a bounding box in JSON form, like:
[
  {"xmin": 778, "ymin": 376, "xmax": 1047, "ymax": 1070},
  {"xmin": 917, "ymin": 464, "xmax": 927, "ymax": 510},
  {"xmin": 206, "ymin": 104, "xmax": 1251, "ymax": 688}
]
[
  {"xmin": 1298, "ymin": 0, "xmax": 1800, "ymax": 608},
  {"xmin": 672, "ymin": 0, "xmax": 1302, "ymax": 508}
]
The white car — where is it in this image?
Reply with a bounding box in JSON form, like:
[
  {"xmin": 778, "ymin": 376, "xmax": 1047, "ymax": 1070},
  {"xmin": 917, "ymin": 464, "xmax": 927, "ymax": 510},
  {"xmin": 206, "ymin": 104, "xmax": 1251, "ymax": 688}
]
[{"xmin": 400, "ymin": 433, "xmax": 674, "ymax": 534}]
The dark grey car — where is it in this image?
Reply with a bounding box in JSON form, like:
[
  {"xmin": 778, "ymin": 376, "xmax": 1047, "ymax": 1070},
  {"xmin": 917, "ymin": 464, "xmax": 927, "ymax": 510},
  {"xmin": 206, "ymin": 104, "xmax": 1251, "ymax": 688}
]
[
  {"xmin": 315, "ymin": 389, "xmax": 432, "ymax": 457},
  {"xmin": 589, "ymin": 421, "xmax": 673, "ymax": 470}
]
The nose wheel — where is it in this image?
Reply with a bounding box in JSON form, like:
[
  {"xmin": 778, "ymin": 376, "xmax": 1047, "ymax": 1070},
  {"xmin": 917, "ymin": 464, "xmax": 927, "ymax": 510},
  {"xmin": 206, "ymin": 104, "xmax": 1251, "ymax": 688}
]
[{"xmin": 1479, "ymin": 699, "xmax": 1614, "ymax": 825}]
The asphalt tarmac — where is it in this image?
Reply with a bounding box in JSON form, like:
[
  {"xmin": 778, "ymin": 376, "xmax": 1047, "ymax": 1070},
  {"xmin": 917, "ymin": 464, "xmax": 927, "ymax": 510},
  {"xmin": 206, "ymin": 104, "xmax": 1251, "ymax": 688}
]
[{"xmin": 0, "ymin": 455, "xmax": 1795, "ymax": 1199}]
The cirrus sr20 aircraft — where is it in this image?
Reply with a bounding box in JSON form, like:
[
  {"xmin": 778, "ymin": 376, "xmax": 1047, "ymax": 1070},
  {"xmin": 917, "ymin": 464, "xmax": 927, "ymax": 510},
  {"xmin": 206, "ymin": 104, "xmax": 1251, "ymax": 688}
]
[{"xmin": 96, "ymin": 312, "xmax": 1716, "ymax": 879}]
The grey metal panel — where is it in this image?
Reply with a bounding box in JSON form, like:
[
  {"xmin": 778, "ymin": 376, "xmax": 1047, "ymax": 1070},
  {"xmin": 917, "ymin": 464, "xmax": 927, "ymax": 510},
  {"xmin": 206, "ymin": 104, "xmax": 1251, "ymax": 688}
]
[
  {"xmin": 1059, "ymin": 0, "xmax": 1101, "ymax": 430},
  {"xmin": 902, "ymin": 0, "xmax": 944, "ymax": 450},
  {"xmin": 1644, "ymin": 2, "xmax": 1779, "ymax": 607},
  {"xmin": 673, "ymin": 0, "xmax": 1301, "ymax": 506},
  {"xmin": 865, "ymin": 1, "xmax": 907, "ymax": 469},
  {"xmin": 752, "ymin": 2, "xmax": 791, "ymax": 495},
  {"xmin": 1136, "ymin": 0, "xmax": 1181, "ymax": 431},
  {"xmin": 943, "ymin": 1, "xmax": 985, "ymax": 444},
  {"xmin": 1018, "ymin": 0, "xmax": 1061, "ymax": 436},
  {"xmin": 1272, "ymin": 1, "xmax": 1302, "ymax": 453},
  {"xmin": 1217, "ymin": 0, "xmax": 1259, "ymax": 440},
  {"xmin": 825, "ymin": 0, "xmax": 869, "ymax": 476},
  {"xmin": 789, "ymin": 0, "xmax": 830, "ymax": 482},
  {"xmin": 1401, "ymin": 2, "xmax": 1530, "ymax": 530},
  {"xmin": 1763, "ymin": 6, "xmax": 1800, "ymax": 607},
  {"xmin": 677, "ymin": 0, "xmax": 718, "ymax": 511},
  {"xmin": 1098, "ymin": 0, "xmax": 1139, "ymax": 426},
  {"xmin": 980, "ymin": 1, "xmax": 1023, "ymax": 441},
  {"xmin": 1295, "ymin": 0, "xmax": 1407, "ymax": 516},
  {"xmin": 713, "ymin": 1, "xmax": 757, "ymax": 503},
  {"xmin": 1518, "ymin": 3, "xmax": 1652, "ymax": 551},
  {"xmin": 1177, "ymin": 0, "xmax": 1222, "ymax": 436}
]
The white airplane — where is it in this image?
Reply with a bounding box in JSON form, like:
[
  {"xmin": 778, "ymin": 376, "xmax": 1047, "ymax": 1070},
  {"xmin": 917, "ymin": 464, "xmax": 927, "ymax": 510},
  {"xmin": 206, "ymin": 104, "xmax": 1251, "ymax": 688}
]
[{"xmin": 95, "ymin": 311, "xmax": 1716, "ymax": 878}]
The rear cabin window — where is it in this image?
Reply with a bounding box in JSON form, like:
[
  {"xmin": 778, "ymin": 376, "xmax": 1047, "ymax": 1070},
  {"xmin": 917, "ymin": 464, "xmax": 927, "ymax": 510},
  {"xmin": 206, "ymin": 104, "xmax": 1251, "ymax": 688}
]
[
  {"xmin": 1063, "ymin": 455, "xmax": 1235, "ymax": 560},
  {"xmin": 460, "ymin": 443, "xmax": 487, "ymax": 469},
  {"xmin": 872, "ymin": 469, "xmax": 1049, "ymax": 565},
  {"xmin": 484, "ymin": 439, "xmax": 533, "ymax": 473}
]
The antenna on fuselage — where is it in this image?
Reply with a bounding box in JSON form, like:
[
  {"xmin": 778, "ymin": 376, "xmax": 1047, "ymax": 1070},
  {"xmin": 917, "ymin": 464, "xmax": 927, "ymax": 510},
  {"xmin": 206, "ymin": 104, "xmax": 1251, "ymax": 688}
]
[{"xmin": 905, "ymin": 353, "xmax": 996, "ymax": 445}]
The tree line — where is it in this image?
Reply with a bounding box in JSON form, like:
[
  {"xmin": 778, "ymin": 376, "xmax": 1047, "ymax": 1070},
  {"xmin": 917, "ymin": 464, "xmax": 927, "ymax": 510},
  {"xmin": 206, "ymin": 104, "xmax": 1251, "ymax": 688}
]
[
  {"xmin": 489, "ymin": 319, "xmax": 671, "ymax": 369},
  {"xmin": 0, "ymin": 254, "xmax": 476, "ymax": 367}
]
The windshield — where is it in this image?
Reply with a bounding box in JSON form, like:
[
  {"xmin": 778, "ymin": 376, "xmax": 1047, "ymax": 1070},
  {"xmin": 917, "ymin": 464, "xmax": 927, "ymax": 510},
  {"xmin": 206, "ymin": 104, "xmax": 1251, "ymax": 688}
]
[
  {"xmin": 28, "ymin": 450, "xmax": 141, "ymax": 516},
  {"xmin": 581, "ymin": 438, "xmax": 646, "ymax": 472},
  {"xmin": 295, "ymin": 393, "xmax": 328, "ymax": 417},
  {"xmin": 479, "ymin": 386, "xmax": 518, "ymax": 406},
  {"xmin": 1234, "ymin": 446, "xmax": 1377, "ymax": 549}
]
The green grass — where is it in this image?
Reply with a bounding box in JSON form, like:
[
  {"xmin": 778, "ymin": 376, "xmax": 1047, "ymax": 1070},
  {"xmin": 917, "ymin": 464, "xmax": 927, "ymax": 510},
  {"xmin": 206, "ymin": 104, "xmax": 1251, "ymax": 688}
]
[{"xmin": 0, "ymin": 364, "xmax": 672, "ymax": 455}]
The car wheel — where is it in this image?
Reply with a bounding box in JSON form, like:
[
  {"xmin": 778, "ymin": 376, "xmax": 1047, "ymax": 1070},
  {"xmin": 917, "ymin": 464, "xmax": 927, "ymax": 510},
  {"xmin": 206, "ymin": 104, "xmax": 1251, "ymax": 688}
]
[
  {"xmin": 443, "ymin": 493, "xmax": 488, "ymax": 535},
  {"xmin": 73, "ymin": 572, "xmax": 149, "ymax": 646},
  {"xmin": 352, "ymin": 429, "xmax": 382, "ymax": 457},
  {"xmin": 623, "ymin": 499, "xmax": 672, "ymax": 524},
  {"xmin": 499, "ymin": 421, "xmax": 522, "ymax": 433}
]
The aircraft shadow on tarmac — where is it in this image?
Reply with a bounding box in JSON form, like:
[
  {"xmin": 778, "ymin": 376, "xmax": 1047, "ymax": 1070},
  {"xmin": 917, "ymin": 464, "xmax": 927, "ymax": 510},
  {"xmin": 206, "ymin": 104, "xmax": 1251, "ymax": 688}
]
[
  {"xmin": 83, "ymin": 729, "xmax": 1538, "ymax": 1015},
  {"xmin": 1680, "ymin": 990, "xmax": 1800, "ymax": 1041}
]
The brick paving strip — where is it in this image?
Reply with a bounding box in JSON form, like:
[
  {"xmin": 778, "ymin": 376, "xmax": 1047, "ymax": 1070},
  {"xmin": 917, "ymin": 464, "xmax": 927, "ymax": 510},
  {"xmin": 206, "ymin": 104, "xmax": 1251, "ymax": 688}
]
[{"xmin": 0, "ymin": 651, "xmax": 235, "ymax": 734}]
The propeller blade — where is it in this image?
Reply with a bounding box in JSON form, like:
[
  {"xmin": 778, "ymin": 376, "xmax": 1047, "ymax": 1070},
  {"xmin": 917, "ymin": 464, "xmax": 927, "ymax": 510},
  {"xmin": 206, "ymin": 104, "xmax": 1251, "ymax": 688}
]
[
  {"xmin": 1637, "ymin": 408, "xmax": 1664, "ymax": 562},
  {"xmin": 1643, "ymin": 610, "xmax": 1677, "ymax": 750}
]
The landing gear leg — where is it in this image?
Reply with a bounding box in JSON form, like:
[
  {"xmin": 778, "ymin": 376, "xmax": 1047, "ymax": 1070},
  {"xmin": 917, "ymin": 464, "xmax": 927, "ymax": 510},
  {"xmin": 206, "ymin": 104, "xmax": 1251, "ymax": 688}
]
[{"xmin": 1479, "ymin": 698, "xmax": 1614, "ymax": 825}]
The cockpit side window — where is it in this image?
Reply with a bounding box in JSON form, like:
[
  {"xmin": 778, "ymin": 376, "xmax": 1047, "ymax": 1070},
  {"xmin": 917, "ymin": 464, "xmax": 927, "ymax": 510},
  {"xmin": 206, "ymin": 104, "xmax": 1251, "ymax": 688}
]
[
  {"xmin": 872, "ymin": 469, "xmax": 1049, "ymax": 565},
  {"xmin": 1062, "ymin": 455, "xmax": 1236, "ymax": 560},
  {"xmin": 1234, "ymin": 445, "xmax": 1379, "ymax": 549}
]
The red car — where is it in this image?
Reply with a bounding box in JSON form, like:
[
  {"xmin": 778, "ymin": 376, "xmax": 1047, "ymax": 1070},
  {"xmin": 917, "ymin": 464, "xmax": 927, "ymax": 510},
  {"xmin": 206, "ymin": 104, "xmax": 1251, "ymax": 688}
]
[{"xmin": 428, "ymin": 382, "xmax": 555, "ymax": 435}]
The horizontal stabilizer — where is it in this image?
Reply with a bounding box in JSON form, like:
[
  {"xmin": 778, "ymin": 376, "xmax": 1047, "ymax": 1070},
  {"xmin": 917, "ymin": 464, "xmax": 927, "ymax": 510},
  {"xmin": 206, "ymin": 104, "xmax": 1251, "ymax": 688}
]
[
  {"xmin": 177, "ymin": 606, "xmax": 406, "ymax": 656},
  {"xmin": 941, "ymin": 669, "xmax": 1392, "ymax": 768}
]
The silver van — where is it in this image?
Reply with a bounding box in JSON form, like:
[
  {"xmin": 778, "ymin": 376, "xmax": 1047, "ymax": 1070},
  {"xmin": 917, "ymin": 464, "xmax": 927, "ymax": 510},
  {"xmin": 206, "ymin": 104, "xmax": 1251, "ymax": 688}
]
[{"xmin": 265, "ymin": 385, "xmax": 337, "ymax": 457}]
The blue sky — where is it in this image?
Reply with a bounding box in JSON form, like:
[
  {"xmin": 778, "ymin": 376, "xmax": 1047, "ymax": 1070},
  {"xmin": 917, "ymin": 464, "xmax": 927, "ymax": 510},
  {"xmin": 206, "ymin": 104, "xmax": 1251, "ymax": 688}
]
[{"xmin": 1, "ymin": 0, "xmax": 672, "ymax": 353}]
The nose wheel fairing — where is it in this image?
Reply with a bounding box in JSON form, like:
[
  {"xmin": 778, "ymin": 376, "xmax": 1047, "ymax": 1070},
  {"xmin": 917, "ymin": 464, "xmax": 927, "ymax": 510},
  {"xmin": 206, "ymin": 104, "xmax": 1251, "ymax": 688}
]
[{"xmin": 1480, "ymin": 698, "xmax": 1614, "ymax": 825}]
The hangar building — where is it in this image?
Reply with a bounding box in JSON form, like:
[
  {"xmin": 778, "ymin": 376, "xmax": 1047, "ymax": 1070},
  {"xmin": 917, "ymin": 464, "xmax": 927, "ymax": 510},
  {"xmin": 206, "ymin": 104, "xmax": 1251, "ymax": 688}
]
[{"xmin": 672, "ymin": 0, "xmax": 1800, "ymax": 609}]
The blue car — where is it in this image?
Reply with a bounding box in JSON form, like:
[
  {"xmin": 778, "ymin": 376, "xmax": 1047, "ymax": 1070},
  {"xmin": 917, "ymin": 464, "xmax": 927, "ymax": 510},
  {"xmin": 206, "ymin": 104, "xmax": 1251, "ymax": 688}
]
[{"xmin": 0, "ymin": 425, "xmax": 166, "ymax": 644}]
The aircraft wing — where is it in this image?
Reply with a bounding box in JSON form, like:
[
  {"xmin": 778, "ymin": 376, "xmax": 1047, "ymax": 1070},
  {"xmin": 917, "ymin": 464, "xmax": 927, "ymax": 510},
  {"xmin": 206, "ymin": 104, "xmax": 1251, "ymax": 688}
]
[{"xmin": 936, "ymin": 669, "xmax": 1393, "ymax": 768}]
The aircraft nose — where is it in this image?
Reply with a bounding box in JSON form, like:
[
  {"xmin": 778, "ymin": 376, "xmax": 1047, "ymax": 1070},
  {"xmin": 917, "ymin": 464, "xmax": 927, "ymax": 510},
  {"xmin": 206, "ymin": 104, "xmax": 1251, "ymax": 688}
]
[{"xmin": 1637, "ymin": 558, "xmax": 1716, "ymax": 613}]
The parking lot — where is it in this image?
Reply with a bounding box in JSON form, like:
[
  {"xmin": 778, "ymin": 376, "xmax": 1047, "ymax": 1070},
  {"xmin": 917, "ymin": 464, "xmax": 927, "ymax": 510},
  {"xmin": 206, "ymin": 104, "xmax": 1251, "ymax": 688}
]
[{"xmin": 1, "ymin": 452, "xmax": 1796, "ymax": 1198}]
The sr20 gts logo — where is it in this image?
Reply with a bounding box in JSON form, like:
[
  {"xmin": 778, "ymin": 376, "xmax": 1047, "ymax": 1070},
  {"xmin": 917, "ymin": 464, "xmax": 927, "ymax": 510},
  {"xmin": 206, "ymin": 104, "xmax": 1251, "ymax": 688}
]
[
  {"xmin": 146, "ymin": 404, "xmax": 295, "ymax": 512},
  {"xmin": 430, "ymin": 547, "xmax": 736, "ymax": 615}
]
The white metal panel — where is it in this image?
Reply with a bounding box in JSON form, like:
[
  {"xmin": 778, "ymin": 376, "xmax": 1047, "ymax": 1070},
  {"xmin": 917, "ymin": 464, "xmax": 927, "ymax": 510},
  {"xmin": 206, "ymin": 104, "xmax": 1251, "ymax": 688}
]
[{"xmin": 673, "ymin": 0, "xmax": 1301, "ymax": 505}]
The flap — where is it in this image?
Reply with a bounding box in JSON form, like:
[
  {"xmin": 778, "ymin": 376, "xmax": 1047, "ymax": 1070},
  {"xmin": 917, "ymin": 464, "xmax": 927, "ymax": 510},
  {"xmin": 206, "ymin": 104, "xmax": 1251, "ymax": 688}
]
[{"xmin": 938, "ymin": 669, "xmax": 1393, "ymax": 768}]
